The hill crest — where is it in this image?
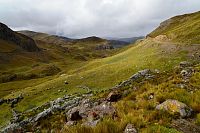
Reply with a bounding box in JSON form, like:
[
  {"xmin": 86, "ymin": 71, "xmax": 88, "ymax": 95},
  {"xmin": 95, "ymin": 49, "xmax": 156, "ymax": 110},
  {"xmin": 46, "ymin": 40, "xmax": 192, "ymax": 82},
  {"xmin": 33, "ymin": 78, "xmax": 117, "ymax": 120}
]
[{"xmin": 0, "ymin": 23, "xmax": 40, "ymax": 52}]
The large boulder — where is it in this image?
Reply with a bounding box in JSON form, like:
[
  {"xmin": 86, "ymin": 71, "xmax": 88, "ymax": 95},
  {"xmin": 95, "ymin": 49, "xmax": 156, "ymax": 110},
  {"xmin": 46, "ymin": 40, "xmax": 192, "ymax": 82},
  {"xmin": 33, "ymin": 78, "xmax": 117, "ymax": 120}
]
[
  {"xmin": 156, "ymin": 99, "xmax": 192, "ymax": 118},
  {"xmin": 92, "ymin": 101, "xmax": 116, "ymax": 118}
]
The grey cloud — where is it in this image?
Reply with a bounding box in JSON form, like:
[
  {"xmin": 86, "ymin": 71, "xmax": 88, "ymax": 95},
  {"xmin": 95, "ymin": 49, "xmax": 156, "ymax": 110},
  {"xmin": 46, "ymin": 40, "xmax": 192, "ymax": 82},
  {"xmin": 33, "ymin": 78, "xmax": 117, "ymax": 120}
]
[{"xmin": 0, "ymin": 0, "xmax": 200, "ymax": 38}]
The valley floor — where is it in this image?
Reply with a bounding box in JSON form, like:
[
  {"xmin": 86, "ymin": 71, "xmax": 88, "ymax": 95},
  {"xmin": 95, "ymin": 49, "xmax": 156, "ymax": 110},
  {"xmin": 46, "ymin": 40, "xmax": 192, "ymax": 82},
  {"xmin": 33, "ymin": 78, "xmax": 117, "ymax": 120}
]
[{"xmin": 1, "ymin": 38, "xmax": 200, "ymax": 132}]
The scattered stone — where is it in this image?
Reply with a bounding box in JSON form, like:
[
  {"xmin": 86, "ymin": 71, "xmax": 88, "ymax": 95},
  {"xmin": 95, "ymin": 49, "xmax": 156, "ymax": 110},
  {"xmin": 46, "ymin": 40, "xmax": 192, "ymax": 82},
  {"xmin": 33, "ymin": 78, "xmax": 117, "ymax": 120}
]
[
  {"xmin": 156, "ymin": 99, "xmax": 192, "ymax": 118},
  {"xmin": 11, "ymin": 109, "xmax": 20, "ymax": 123},
  {"xmin": 60, "ymin": 74, "xmax": 66, "ymax": 77},
  {"xmin": 176, "ymin": 84, "xmax": 188, "ymax": 89},
  {"xmin": 130, "ymin": 69, "xmax": 151, "ymax": 80},
  {"xmin": 124, "ymin": 123, "xmax": 137, "ymax": 133},
  {"xmin": 180, "ymin": 61, "xmax": 192, "ymax": 68},
  {"xmin": 113, "ymin": 69, "xmax": 156, "ymax": 90},
  {"xmin": 65, "ymin": 121, "xmax": 77, "ymax": 126},
  {"xmin": 181, "ymin": 70, "xmax": 189, "ymax": 77},
  {"xmin": 181, "ymin": 68, "xmax": 194, "ymax": 78},
  {"xmin": 180, "ymin": 68, "xmax": 194, "ymax": 82},
  {"xmin": 93, "ymin": 101, "xmax": 116, "ymax": 118},
  {"xmin": 34, "ymin": 108, "xmax": 52, "ymax": 122},
  {"xmin": 154, "ymin": 69, "xmax": 160, "ymax": 74},
  {"xmin": 107, "ymin": 91, "xmax": 121, "ymax": 102},
  {"xmin": 172, "ymin": 119, "xmax": 200, "ymax": 133},
  {"xmin": 3, "ymin": 94, "xmax": 24, "ymax": 108},
  {"xmin": 1, "ymin": 94, "xmax": 84, "ymax": 132},
  {"xmin": 54, "ymin": 98, "xmax": 64, "ymax": 105},
  {"xmin": 11, "ymin": 99, "xmax": 18, "ymax": 108},
  {"xmin": 1, "ymin": 123, "xmax": 23, "ymax": 133},
  {"xmin": 148, "ymin": 93, "xmax": 154, "ymax": 100}
]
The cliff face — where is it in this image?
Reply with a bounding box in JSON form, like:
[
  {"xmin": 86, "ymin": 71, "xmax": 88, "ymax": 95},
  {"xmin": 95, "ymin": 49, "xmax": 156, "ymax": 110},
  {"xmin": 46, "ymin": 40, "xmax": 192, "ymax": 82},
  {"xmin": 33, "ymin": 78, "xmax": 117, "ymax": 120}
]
[{"xmin": 0, "ymin": 23, "xmax": 40, "ymax": 52}]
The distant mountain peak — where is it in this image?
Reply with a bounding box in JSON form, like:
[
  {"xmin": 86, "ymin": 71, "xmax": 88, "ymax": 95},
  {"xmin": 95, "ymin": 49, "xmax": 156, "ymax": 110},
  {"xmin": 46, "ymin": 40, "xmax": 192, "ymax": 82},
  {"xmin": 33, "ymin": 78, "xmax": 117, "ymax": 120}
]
[{"xmin": 79, "ymin": 36, "xmax": 105, "ymax": 42}]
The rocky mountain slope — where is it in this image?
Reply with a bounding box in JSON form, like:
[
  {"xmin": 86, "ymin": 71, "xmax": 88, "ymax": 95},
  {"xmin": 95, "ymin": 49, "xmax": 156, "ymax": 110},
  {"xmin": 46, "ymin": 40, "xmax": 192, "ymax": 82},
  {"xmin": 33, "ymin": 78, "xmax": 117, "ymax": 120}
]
[
  {"xmin": 0, "ymin": 11, "xmax": 200, "ymax": 133},
  {"xmin": 0, "ymin": 23, "xmax": 40, "ymax": 52},
  {"xmin": 1, "ymin": 24, "xmax": 128, "ymax": 84}
]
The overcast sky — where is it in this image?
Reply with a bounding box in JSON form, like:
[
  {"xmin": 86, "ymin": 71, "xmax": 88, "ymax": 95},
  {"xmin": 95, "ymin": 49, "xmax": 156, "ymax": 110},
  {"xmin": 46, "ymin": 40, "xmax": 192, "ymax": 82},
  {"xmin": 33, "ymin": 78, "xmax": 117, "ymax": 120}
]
[{"xmin": 0, "ymin": 0, "xmax": 200, "ymax": 38}]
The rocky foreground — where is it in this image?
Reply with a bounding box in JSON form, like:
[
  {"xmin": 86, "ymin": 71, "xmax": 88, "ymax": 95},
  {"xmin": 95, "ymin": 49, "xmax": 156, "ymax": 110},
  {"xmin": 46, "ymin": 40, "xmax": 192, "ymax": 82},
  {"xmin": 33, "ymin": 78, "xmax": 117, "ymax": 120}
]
[{"xmin": 1, "ymin": 61, "xmax": 200, "ymax": 133}]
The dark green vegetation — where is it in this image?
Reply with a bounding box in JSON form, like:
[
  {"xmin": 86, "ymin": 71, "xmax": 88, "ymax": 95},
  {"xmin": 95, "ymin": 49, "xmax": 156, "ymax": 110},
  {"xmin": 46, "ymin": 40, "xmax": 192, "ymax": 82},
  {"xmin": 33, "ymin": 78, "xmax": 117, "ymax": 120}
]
[{"xmin": 1, "ymin": 11, "xmax": 200, "ymax": 132}]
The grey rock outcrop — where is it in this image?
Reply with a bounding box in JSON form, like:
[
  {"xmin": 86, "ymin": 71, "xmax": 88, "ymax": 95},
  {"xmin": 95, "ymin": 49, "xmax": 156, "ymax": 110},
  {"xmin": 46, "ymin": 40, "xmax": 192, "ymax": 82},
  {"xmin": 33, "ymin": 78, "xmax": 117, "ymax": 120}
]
[
  {"xmin": 172, "ymin": 119, "xmax": 200, "ymax": 133},
  {"xmin": 156, "ymin": 99, "xmax": 192, "ymax": 118},
  {"xmin": 113, "ymin": 69, "xmax": 157, "ymax": 90},
  {"xmin": 130, "ymin": 69, "xmax": 154, "ymax": 80}
]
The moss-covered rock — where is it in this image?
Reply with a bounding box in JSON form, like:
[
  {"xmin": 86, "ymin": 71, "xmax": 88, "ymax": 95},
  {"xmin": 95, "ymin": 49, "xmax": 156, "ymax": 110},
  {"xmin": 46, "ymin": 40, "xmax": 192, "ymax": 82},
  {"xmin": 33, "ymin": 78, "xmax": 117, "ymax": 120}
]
[{"xmin": 156, "ymin": 99, "xmax": 192, "ymax": 118}]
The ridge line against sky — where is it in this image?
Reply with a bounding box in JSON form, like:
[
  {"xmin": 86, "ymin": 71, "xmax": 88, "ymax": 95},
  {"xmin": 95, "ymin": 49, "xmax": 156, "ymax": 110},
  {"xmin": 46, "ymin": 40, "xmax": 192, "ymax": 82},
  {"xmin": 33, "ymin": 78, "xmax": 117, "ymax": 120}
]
[{"xmin": 0, "ymin": 0, "xmax": 200, "ymax": 38}]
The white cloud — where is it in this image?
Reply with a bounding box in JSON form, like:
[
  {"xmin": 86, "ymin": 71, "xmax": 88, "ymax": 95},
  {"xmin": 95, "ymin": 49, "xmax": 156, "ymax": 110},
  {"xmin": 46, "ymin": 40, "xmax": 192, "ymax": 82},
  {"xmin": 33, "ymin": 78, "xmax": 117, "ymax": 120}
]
[{"xmin": 0, "ymin": 0, "xmax": 200, "ymax": 38}]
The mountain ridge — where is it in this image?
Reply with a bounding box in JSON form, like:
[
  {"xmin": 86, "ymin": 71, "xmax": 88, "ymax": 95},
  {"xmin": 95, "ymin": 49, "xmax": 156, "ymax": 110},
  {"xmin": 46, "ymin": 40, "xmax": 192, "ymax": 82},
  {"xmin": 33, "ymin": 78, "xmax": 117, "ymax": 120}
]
[{"xmin": 0, "ymin": 23, "xmax": 40, "ymax": 52}]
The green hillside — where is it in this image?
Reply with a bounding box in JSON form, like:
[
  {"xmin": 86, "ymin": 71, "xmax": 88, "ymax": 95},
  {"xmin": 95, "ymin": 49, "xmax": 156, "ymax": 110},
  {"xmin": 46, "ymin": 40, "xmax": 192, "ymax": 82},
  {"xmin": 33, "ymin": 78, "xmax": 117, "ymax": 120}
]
[
  {"xmin": 148, "ymin": 11, "xmax": 200, "ymax": 44},
  {"xmin": 1, "ymin": 11, "xmax": 200, "ymax": 132},
  {"xmin": 0, "ymin": 28, "xmax": 122, "ymax": 85}
]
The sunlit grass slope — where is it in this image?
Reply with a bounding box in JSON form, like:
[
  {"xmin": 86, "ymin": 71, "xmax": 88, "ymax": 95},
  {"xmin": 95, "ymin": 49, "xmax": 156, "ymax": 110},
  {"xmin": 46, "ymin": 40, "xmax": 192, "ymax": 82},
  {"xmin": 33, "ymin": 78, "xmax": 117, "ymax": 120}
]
[
  {"xmin": 148, "ymin": 11, "xmax": 200, "ymax": 44},
  {"xmin": 2, "ymin": 38, "xmax": 196, "ymax": 114}
]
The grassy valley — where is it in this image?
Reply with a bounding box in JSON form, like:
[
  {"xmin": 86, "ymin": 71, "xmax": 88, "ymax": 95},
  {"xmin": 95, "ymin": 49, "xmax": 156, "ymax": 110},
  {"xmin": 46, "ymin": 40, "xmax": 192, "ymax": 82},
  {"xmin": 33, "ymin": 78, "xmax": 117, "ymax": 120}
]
[{"xmin": 0, "ymin": 11, "xmax": 200, "ymax": 133}]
